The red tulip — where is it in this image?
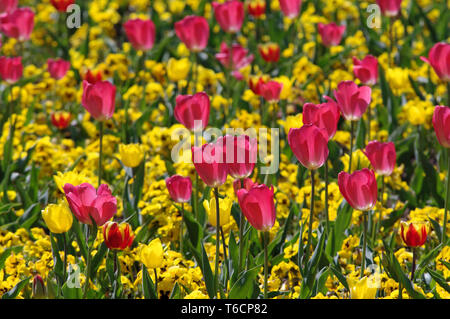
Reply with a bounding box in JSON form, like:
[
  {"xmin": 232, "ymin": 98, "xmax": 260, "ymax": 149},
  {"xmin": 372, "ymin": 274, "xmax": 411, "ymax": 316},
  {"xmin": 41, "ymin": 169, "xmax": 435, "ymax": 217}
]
[
  {"xmin": 338, "ymin": 168, "xmax": 377, "ymax": 211},
  {"xmin": 191, "ymin": 140, "xmax": 228, "ymax": 188},
  {"xmin": 51, "ymin": 111, "xmax": 71, "ymax": 130},
  {"xmin": 223, "ymin": 135, "xmax": 258, "ymax": 179},
  {"xmin": 83, "ymin": 69, "xmax": 102, "ymax": 84},
  {"xmin": 421, "ymin": 43, "xmax": 450, "ymax": 82},
  {"xmin": 376, "ymin": 0, "xmax": 402, "ymax": 17},
  {"xmin": 123, "ymin": 18, "xmax": 156, "ymax": 51},
  {"xmin": 352, "ymin": 55, "xmax": 379, "ymax": 86},
  {"xmin": 400, "ymin": 221, "xmax": 428, "ymax": 247},
  {"xmin": 317, "ymin": 23, "xmax": 346, "ymax": 47},
  {"xmin": 81, "ymin": 80, "xmax": 116, "ymax": 121},
  {"xmin": 63, "ymin": 183, "xmax": 117, "ymax": 226},
  {"xmin": 334, "ymin": 80, "xmax": 371, "ymax": 121},
  {"xmin": 0, "ymin": 7, "xmax": 35, "ymax": 41},
  {"xmin": 174, "ymin": 92, "xmax": 210, "ymax": 131},
  {"xmin": 247, "ymin": 0, "xmax": 266, "ymax": 18},
  {"xmin": 260, "ymin": 80, "xmax": 283, "ymax": 102},
  {"xmin": 279, "ymin": 0, "xmax": 302, "ymax": 19},
  {"xmin": 32, "ymin": 275, "xmax": 46, "ymax": 298},
  {"xmin": 237, "ymin": 183, "xmax": 276, "ymax": 232},
  {"xmin": 165, "ymin": 175, "xmax": 192, "ymax": 203},
  {"xmin": 258, "ymin": 43, "xmax": 280, "ymax": 63},
  {"xmin": 302, "ymin": 96, "xmax": 340, "ymax": 140},
  {"xmin": 212, "ymin": 0, "xmax": 244, "ymax": 33},
  {"xmin": 175, "ymin": 15, "xmax": 209, "ymax": 52},
  {"xmin": 0, "ymin": 0, "xmax": 17, "ymax": 14},
  {"xmin": 50, "ymin": 0, "xmax": 75, "ymax": 12},
  {"xmin": 288, "ymin": 124, "xmax": 329, "ymax": 170},
  {"xmin": 248, "ymin": 75, "xmax": 268, "ymax": 95},
  {"xmin": 47, "ymin": 58, "xmax": 70, "ymax": 80},
  {"xmin": 233, "ymin": 177, "xmax": 256, "ymax": 195},
  {"xmin": 0, "ymin": 56, "xmax": 22, "ymax": 84},
  {"xmin": 103, "ymin": 221, "xmax": 134, "ymax": 250},
  {"xmin": 215, "ymin": 42, "xmax": 254, "ymax": 80},
  {"xmin": 432, "ymin": 105, "xmax": 450, "ymax": 148},
  {"xmin": 364, "ymin": 141, "xmax": 396, "ymax": 176}
]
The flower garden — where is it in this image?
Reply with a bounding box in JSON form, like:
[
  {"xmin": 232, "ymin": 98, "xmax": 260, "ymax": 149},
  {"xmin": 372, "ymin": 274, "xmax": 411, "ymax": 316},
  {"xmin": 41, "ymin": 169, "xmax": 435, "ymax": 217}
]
[{"xmin": 0, "ymin": 0, "xmax": 449, "ymax": 300}]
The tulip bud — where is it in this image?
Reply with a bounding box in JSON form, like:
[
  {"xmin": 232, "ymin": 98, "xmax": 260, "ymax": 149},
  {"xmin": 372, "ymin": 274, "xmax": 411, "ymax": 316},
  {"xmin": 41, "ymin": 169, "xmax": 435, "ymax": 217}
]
[
  {"xmin": 203, "ymin": 196, "xmax": 232, "ymax": 227},
  {"xmin": 119, "ymin": 143, "xmax": 145, "ymax": 168},
  {"xmin": 123, "ymin": 18, "xmax": 156, "ymax": 51},
  {"xmin": 364, "ymin": 141, "xmax": 396, "ymax": 176},
  {"xmin": 175, "ymin": 15, "xmax": 209, "ymax": 52},
  {"xmin": 338, "ymin": 168, "xmax": 377, "ymax": 211},
  {"xmin": 432, "ymin": 106, "xmax": 450, "ymax": 148},
  {"xmin": 400, "ymin": 221, "xmax": 428, "ymax": 247},
  {"xmin": 81, "ymin": 80, "xmax": 116, "ymax": 121},
  {"xmin": 139, "ymin": 238, "xmax": 164, "ymax": 269},
  {"xmin": 318, "ymin": 22, "xmax": 346, "ymax": 47},
  {"xmin": 103, "ymin": 221, "xmax": 134, "ymax": 250},
  {"xmin": 334, "ymin": 80, "xmax": 372, "ymax": 121},
  {"xmin": 32, "ymin": 275, "xmax": 46, "ymax": 299},
  {"xmin": 42, "ymin": 202, "xmax": 73, "ymax": 234},
  {"xmin": 165, "ymin": 175, "xmax": 192, "ymax": 203}
]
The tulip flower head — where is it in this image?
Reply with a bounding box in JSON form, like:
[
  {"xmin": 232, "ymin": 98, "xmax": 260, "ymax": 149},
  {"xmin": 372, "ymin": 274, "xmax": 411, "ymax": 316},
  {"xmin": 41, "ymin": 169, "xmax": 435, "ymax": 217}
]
[
  {"xmin": 42, "ymin": 202, "xmax": 73, "ymax": 234},
  {"xmin": 338, "ymin": 168, "xmax": 377, "ymax": 211},
  {"xmin": 119, "ymin": 143, "xmax": 145, "ymax": 168},
  {"xmin": 258, "ymin": 42, "xmax": 280, "ymax": 63},
  {"xmin": 352, "ymin": 55, "xmax": 379, "ymax": 86},
  {"xmin": 174, "ymin": 92, "xmax": 210, "ymax": 131},
  {"xmin": 191, "ymin": 140, "xmax": 228, "ymax": 188},
  {"xmin": 400, "ymin": 221, "xmax": 428, "ymax": 247},
  {"xmin": 165, "ymin": 175, "xmax": 192, "ymax": 203},
  {"xmin": 421, "ymin": 42, "xmax": 450, "ymax": 82},
  {"xmin": 175, "ymin": 15, "xmax": 209, "ymax": 52},
  {"xmin": 288, "ymin": 124, "xmax": 329, "ymax": 170},
  {"xmin": 223, "ymin": 134, "xmax": 258, "ymax": 179},
  {"xmin": 348, "ymin": 276, "xmax": 378, "ymax": 299},
  {"xmin": 432, "ymin": 105, "xmax": 450, "ymax": 148},
  {"xmin": 248, "ymin": 75, "xmax": 269, "ymax": 95},
  {"xmin": 212, "ymin": 0, "xmax": 244, "ymax": 33},
  {"xmin": 203, "ymin": 196, "xmax": 232, "ymax": 227},
  {"xmin": 260, "ymin": 80, "xmax": 283, "ymax": 103},
  {"xmin": 215, "ymin": 42, "xmax": 254, "ymax": 80},
  {"xmin": 0, "ymin": 56, "xmax": 22, "ymax": 84},
  {"xmin": 47, "ymin": 58, "xmax": 70, "ymax": 80},
  {"xmin": 302, "ymin": 96, "xmax": 340, "ymax": 140},
  {"xmin": 83, "ymin": 69, "xmax": 103, "ymax": 84},
  {"xmin": 50, "ymin": 0, "xmax": 75, "ymax": 12},
  {"xmin": 0, "ymin": 7, "xmax": 35, "ymax": 41},
  {"xmin": 237, "ymin": 183, "xmax": 276, "ymax": 232},
  {"xmin": 233, "ymin": 177, "xmax": 256, "ymax": 195},
  {"xmin": 247, "ymin": 0, "xmax": 266, "ymax": 18},
  {"xmin": 0, "ymin": 0, "xmax": 18, "ymax": 14},
  {"xmin": 376, "ymin": 0, "xmax": 402, "ymax": 17},
  {"xmin": 139, "ymin": 238, "xmax": 164, "ymax": 269},
  {"xmin": 51, "ymin": 111, "xmax": 72, "ymax": 130},
  {"xmin": 103, "ymin": 221, "xmax": 134, "ymax": 250},
  {"xmin": 334, "ymin": 80, "xmax": 372, "ymax": 121},
  {"xmin": 364, "ymin": 141, "xmax": 396, "ymax": 176},
  {"xmin": 123, "ymin": 18, "xmax": 156, "ymax": 51},
  {"xmin": 318, "ymin": 23, "xmax": 346, "ymax": 47},
  {"xmin": 278, "ymin": 0, "xmax": 302, "ymax": 19},
  {"xmin": 63, "ymin": 183, "xmax": 117, "ymax": 226},
  {"xmin": 81, "ymin": 80, "xmax": 116, "ymax": 121},
  {"xmin": 32, "ymin": 275, "xmax": 46, "ymax": 299}
]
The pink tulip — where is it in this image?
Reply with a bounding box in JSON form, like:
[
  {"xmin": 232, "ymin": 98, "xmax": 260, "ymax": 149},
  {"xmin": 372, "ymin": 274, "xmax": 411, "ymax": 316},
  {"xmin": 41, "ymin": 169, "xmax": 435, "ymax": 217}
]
[
  {"xmin": 0, "ymin": 7, "xmax": 34, "ymax": 41},
  {"xmin": 212, "ymin": 0, "xmax": 244, "ymax": 33},
  {"xmin": 364, "ymin": 141, "xmax": 396, "ymax": 176},
  {"xmin": 421, "ymin": 43, "xmax": 450, "ymax": 82},
  {"xmin": 0, "ymin": 0, "xmax": 17, "ymax": 14},
  {"xmin": 260, "ymin": 80, "xmax": 283, "ymax": 102},
  {"xmin": 223, "ymin": 135, "xmax": 258, "ymax": 179},
  {"xmin": 237, "ymin": 183, "xmax": 276, "ymax": 232},
  {"xmin": 288, "ymin": 124, "xmax": 329, "ymax": 170},
  {"xmin": 175, "ymin": 15, "xmax": 209, "ymax": 52},
  {"xmin": 278, "ymin": 0, "xmax": 302, "ymax": 19},
  {"xmin": 47, "ymin": 58, "xmax": 70, "ymax": 80},
  {"xmin": 0, "ymin": 56, "xmax": 22, "ymax": 84},
  {"xmin": 302, "ymin": 96, "xmax": 340, "ymax": 140},
  {"xmin": 165, "ymin": 175, "xmax": 192, "ymax": 203},
  {"xmin": 123, "ymin": 18, "xmax": 156, "ymax": 51},
  {"xmin": 317, "ymin": 23, "xmax": 346, "ymax": 47},
  {"xmin": 432, "ymin": 106, "xmax": 450, "ymax": 148},
  {"xmin": 376, "ymin": 0, "xmax": 402, "ymax": 17},
  {"xmin": 215, "ymin": 42, "xmax": 254, "ymax": 80},
  {"xmin": 63, "ymin": 183, "xmax": 117, "ymax": 226},
  {"xmin": 81, "ymin": 80, "xmax": 116, "ymax": 121},
  {"xmin": 338, "ymin": 168, "xmax": 377, "ymax": 211},
  {"xmin": 174, "ymin": 92, "xmax": 210, "ymax": 131},
  {"xmin": 191, "ymin": 140, "xmax": 228, "ymax": 188},
  {"xmin": 334, "ymin": 80, "xmax": 371, "ymax": 121},
  {"xmin": 352, "ymin": 55, "xmax": 379, "ymax": 86}
]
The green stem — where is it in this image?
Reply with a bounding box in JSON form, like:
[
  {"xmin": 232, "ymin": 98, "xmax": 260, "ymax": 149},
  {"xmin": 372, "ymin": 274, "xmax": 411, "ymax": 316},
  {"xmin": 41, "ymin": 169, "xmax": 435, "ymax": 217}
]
[
  {"xmin": 361, "ymin": 212, "xmax": 368, "ymax": 279},
  {"xmin": 154, "ymin": 268, "xmax": 158, "ymax": 299},
  {"xmin": 367, "ymin": 103, "xmax": 371, "ymax": 144},
  {"xmin": 98, "ymin": 121, "xmax": 104, "ymax": 188},
  {"xmin": 194, "ymin": 173, "xmax": 199, "ymax": 220},
  {"xmin": 112, "ymin": 250, "xmax": 118, "ymax": 299},
  {"xmin": 238, "ymin": 179, "xmax": 245, "ymax": 274},
  {"xmin": 411, "ymin": 248, "xmax": 416, "ymax": 282},
  {"xmin": 192, "ymin": 52, "xmax": 198, "ymax": 94},
  {"xmin": 305, "ymin": 169, "xmax": 315, "ymax": 263},
  {"xmin": 63, "ymin": 233, "xmax": 68, "ymax": 281},
  {"xmin": 324, "ymin": 160, "xmax": 329, "ymax": 234},
  {"xmin": 349, "ymin": 121, "xmax": 355, "ymax": 174},
  {"xmin": 83, "ymin": 225, "xmax": 93, "ymax": 299},
  {"xmin": 220, "ymin": 226, "xmax": 228, "ymax": 288},
  {"xmin": 443, "ymin": 148, "xmax": 450, "ymax": 243},
  {"xmin": 263, "ymin": 231, "xmax": 269, "ymax": 299},
  {"xmin": 214, "ymin": 187, "xmax": 221, "ymax": 298},
  {"xmin": 180, "ymin": 202, "xmax": 184, "ymax": 254},
  {"xmin": 375, "ymin": 176, "xmax": 385, "ymax": 243}
]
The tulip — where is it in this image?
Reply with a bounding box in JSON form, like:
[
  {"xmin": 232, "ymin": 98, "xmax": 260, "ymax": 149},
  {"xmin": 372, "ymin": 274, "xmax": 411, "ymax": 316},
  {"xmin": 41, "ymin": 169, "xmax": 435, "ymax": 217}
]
[
  {"xmin": 103, "ymin": 221, "xmax": 134, "ymax": 250},
  {"xmin": 258, "ymin": 43, "xmax": 280, "ymax": 63},
  {"xmin": 167, "ymin": 57, "xmax": 191, "ymax": 82},
  {"xmin": 204, "ymin": 196, "xmax": 232, "ymax": 227},
  {"xmin": 47, "ymin": 58, "xmax": 70, "ymax": 80},
  {"xmin": 123, "ymin": 18, "xmax": 156, "ymax": 51},
  {"xmin": 364, "ymin": 141, "xmax": 396, "ymax": 176},
  {"xmin": 0, "ymin": 7, "xmax": 35, "ymax": 41},
  {"xmin": 140, "ymin": 238, "xmax": 164, "ymax": 269},
  {"xmin": 81, "ymin": 80, "xmax": 116, "ymax": 122},
  {"xmin": 0, "ymin": 56, "xmax": 22, "ymax": 84},
  {"xmin": 302, "ymin": 96, "xmax": 340, "ymax": 140},
  {"xmin": 51, "ymin": 111, "xmax": 72, "ymax": 130},
  {"xmin": 260, "ymin": 80, "xmax": 283, "ymax": 103},
  {"xmin": 248, "ymin": 75, "xmax": 268, "ymax": 96},
  {"xmin": 400, "ymin": 221, "xmax": 428, "ymax": 281},
  {"xmin": 212, "ymin": 0, "xmax": 244, "ymax": 33},
  {"xmin": 348, "ymin": 276, "xmax": 378, "ymax": 299},
  {"xmin": 165, "ymin": 175, "xmax": 192, "ymax": 203},
  {"xmin": 191, "ymin": 141, "xmax": 228, "ymax": 188},
  {"xmin": 63, "ymin": 183, "xmax": 117, "ymax": 226},
  {"xmin": 42, "ymin": 202, "xmax": 73, "ymax": 234},
  {"xmin": 50, "ymin": 0, "xmax": 75, "ymax": 12},
  {"xmin": 119, "ymin": 143, "xmax": 145, "ymax": 168},
  {"xmin": 247, "ymin": 0, "xmax": 266, "ymax": 18},
  {"xmin": 83, "ymin": 69, "xmax": 102, "ymax": 84},
  {"xmin": 233, "ymin": 177, "xmax": 256, "ymax": 195},
  {"xmin": 352, "ymin": 55, "xmax": 379, "ymax": 86},
  {"xmin": 376, "ymin": 0, "xmax": 402, "ymax": 17},
  {"xmin": 279, "ymin": 0, "xmax": 302, "ymax": 19},
  {"xmin": 174, "ymin": 92, "xmax": 210, "ymax": 131},
  {"xmin": 32, "ymin": 275, "xmax": 46, "ymax": 299},
  {"xmin": 421, "ymin": 42, "xmax": 450, "ymax": 83},
  {"xmin": 215, "ymin": 42, "xmax": 254, "ymax": 80},
  {"xmin": 223, "ymin": 134, "xmax": 258, "ymax": 179},
  {"xmin": 0, "ymin": 0, "xmax": 17, "ymax": 14},
  {"xmin": 175, "ymin": 15, "xmax": 209, "ymax": 52},
  {"xmin": 317, "ymin": 22, "xmax": 345, "ymax": 47}
]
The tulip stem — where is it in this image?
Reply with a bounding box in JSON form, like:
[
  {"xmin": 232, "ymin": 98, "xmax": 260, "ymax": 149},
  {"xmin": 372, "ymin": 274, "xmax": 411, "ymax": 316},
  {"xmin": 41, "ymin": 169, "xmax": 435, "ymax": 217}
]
[
  {"xmin": 411, "ymin": 248, "xmax": 416, "ymax": 282},
  {"xmin": 112, "ymin": 250, "xmax": 118, "ymax": 299},
  {"xmin": 349, "ymin": 121, "xmax": 355, "ymax": 173},
  {"xmin": 180, "ymin": 203, "xmax": 184, "ymax": 254},
  {"xmin": 324, "ymin": 160, "xmax": 330, "ymax": 234},
  {"xmin": 194, "ymin": 173, "xmax": 199, "ymax": 219},
  {"xmin": 361, "ymin": 211, "xmax": 368, "ymax": 279},
  {"xmin": 374, "ymin": 176, "xmax": 385, "ymax": 244},
  {"xmin": 63, "ymin": 233, "xmax": 68, "ymax": 281},
  {"xmin": 443, "ymin": 148, "xmax": 450, "ymax": 243},
  {"xmin": 239, "ymin": 179, "xmax": 245, "ymax": 274},
  {"xmin": 154, "ymin": 268, "xmax": 158, "ymax": 299},
  {"xmin": 263, "ymin": 231, "xmax": 269, "ymax": 299},
  {"xmin": 192, "ymin": 52, "xmax": 198, "ymax": 94},
  {"xmin": 220, "ymin": 226, "xmax": 229, "ymax": 287},
  {"xmin": 305, "ymin": 169, "xmax": 315, "ymax": 263},
  {"xmin": 83, "ymin": 225, "xmax": 93, "ymax": 299},
  {"xmin": 214, "ymin": 187, "xmax": 221, "ymax": 298},
  {"xmin": 98, "ymin": 121, "xmax": 104, "ymax": 188},
  {"xmin": 367, "ymin": 103, "xmax": 371, "ymax": 144}
]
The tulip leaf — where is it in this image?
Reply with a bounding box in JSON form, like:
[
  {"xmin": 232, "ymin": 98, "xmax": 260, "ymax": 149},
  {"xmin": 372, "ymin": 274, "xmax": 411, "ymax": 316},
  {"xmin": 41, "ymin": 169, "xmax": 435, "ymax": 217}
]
[
  {"xmin": 62, "ymin": 282, "xmax": 83, "ymax": 299},
  {"xmin": 329, "ymin": 264, "xmax": 349, "ymax": 291},
  {"xmin": 428, "ymin": 218, "xmax": 442, "ymax": 243},
  {"xmin": 49, "ymin": 234, "xmax": 64, "ymax": 283},
  {"xmin": 90, "ymin": 243, "xmax": 108, "ymax": 278},
  {"xmin": 2, "ymin": 277, "xmax": 31, "ymax": 299},
  {"xmin": 427, "ymin": 268, "xmax": 450, "ymax": 293},
  {"xmin": 415, "ymin": 241, "xmax": 447, "ymax": 279},
  {"xmin": 228, "ymin": 265, "xmax": 261, "ymax": 299},
  {"xmin": 390, "ymin": 250, "xmax": 426, "ymax": 299},
  {"xmin": 169, "ymin": 282, "xmax": 182, "ymax": 299},
  {"xmin": 183, "ymin": 210, "xmax": 203, "ymax": 251},
  {"xmin": 142, "ymin": 266, "xmax": 157, "ymax": 299}
]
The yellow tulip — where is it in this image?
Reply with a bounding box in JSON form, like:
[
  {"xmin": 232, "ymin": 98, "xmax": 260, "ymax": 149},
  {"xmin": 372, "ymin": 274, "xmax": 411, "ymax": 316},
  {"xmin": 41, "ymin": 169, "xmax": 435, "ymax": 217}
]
[
  {"xmin": 119, "ymin": 143, "xmax": 145, "ymax": 168},
  {"xmin": 167, "ymin": 58, "xmax": 191, "ymax": 82},
  {"xmin": 139, "ymin": 238, "xmax": 164, "ymax": 269},
  {"xmin": 203, "ymin": 197, "xmax": 232, "ymax": 227},
  {"xmin": 42, "ymin": 203, "xmax": 73, "ymax": 234},
  {"xmin": 348, "ymin": 276, "xmax": 378, "ymax": 299}
]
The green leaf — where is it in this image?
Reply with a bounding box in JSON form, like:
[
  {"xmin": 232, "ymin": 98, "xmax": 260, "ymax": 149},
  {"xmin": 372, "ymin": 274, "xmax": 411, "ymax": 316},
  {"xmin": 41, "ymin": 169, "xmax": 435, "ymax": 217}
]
[
  {"xmin": 2, "ymin": 277, "xmax": 31, "ymax": 299},
  {"xmin": 169, "ymin": 282, "xmax": 182, "ymax": 299},
  {"xmin": 390, "ymin": 251, "xmax": 426, "ymax": 299},
  {"xmin": 427, "ymin": 268, "xmax": 450, "ymax": 293},
  {"xmin": 90, "ymin": 243, "xmax": 108, "ymax": 278},
  {"xmin": 415, "ymin": 241, "xmax": 446, "ymax": 278},
  {"xmin": 62, "ymin": 282, "xmax": 83, "ymax": 299},
  {"xmin": 142, "ymin": 266, "xmax": 157, "ymax": 299},
  {"xmin": 0, "ymin": 246, "xmax": 22, "ymax": 271},
  {"xmin": 329, "ymin": 265, "xmax": 349, "ymax": 291},
  {"xmin": 228, "ymin": 266, "xmax": 261, "ymax": 299}
]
